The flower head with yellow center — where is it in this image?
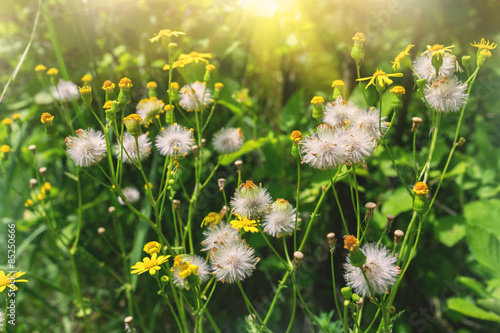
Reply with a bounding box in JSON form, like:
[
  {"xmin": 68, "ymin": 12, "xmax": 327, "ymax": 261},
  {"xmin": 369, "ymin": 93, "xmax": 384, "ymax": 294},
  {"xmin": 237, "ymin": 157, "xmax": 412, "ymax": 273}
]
[
  {"xmin": 35, "ymin": 64, "xmax": 46, "ymax": 72},
  {"xmin": 1, "ymin": 145, "xmax": 12, "ymax": 153},
  {"xmin": 2, "ymin": 118, "xmax": 13, "ymax": 125},
  {"xmin": 230, "ymin": 214, "xmax": 259, "ymax": 233},
  {"xmin": 413, "ymin": 182, "xmax": 429, "ymax": 195},
  {"xmin": 470, "ymin": 38, "xmax": 497, "ymax": 51},
  {"xmin": 47, "ymin": 68, "xmax": 58, "ymax": 75},
  {"xmin": 146, "ymin": 81, "xmax": 157, "ymax": 89},
  {"xmin": 131, "ymin": 253, "xmax": 170, "ymax": 275},
  {"xmin": 310, "ymin": 96, "xmax": 325, "ymax": 105},
  {"xmin": 40, "ymin": 113, "xmax": 54, "ymax": 125},
  {"xmin": 290, "ymin": 130, "xmax": 303, "ymax": 142},
  {"xmin": 143, "ymin": 241, "xmax": 162, "ymax": 254},
  {"xmin": 390, "ymin": 86, "xmax": 406, "ymax": 95},
  {"xmin": 149, "ymin": 29, "xmax": 185, "ymax": 43},
  {"xmin": 164, "ymin": 52, "xmax": 212, "ymax": 70},
  {"xmin": 0, "ymin": 270, "xmax": 28, "ymax": 292},
  {"xmin": 331, "ymin": 80, "xmax": 345, "ymax": 88},
  {"xmin": 201, "ymin": 212, "xmax": 222, "ymax": 227},
  {"xmin": 25, "ymin": 199, "xmax": 34, "ymax": 207},
  {"xmin": 81, "ymin": 74, "xmax": 93, "ymax": 82},
  {"xmin": 12, "ymin": 114, "xmax": 21, "ymax": 121},
  {"xmin": 392, "ymin": 44, "xmax": 414, "ymax": 70},
  {"xmin": 421, "ymin": 44, "xmax": 454, "ymax": 60},
  {"xmin": 357, "ymin": 69, "xmax": 403, "ymax": 90},
  {"xmin": 118, "ymin": 77, "xmax": 133, "ymax": 89},
  {"xmin": 103, "ymin": 100, "xmax": 113, "ymax": 109},
  {"xmin": 344, "ymin": 235, "xmax": 359, "ymax": 252},
  {"xmin": 352, "ymin": 32, "xmax": 365, "ymax": 43},
  {"xmin": 102, "ymin": 80, "xmax": 115, "ymax": 92}
]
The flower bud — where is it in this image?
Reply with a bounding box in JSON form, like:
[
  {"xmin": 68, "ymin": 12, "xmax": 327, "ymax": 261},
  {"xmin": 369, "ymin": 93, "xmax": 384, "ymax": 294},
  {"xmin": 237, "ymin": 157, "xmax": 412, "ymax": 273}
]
[
  {"xmin": 192, "ymin": 145, "xmax": 199, "ymax": 158},
  {"xmin": 124, "ymin": 316, "xmax": 135, "ymax": 332},
  {"xmin": 462, "ymin": 55, "xmax": 472, "ymax": 72},
  {"xmin": 341, "ymin": 286, "xmax": 353, "ymax": 299},
  {"xmin": 431, "ymin": 54, "xmax": 444, "ymax": 77},
  {"xmin": 204, "ymin": 64, "xmax": 216, "ymax": 82},
  {"xmin": 108, "ymin": 206, "xmax": 116, "ymax": 214},
  {"xmin": 412, "ymin": 182, "xmax": 429, "ymax": 214},
  {"xmin": 235, "ymin": 160, "xmax": 243, "ymax": 172},
  {"xmin": 352, "ymin": 293, "xmax": 361, "ymax": 303},
  {"xmin": 220, "ymin": 205, "xmax": 227, "ymax": 216},
  {"xmin": 147, "ymin": 81, "xmax": 158, "ymax": 98},
  {"xmin": 102, "ymin": 80, "xmax": 117, "ymax": 101},
  {"xmin": 351, "ymin": 32, "xmax": 366, "ymax": 63},
  {"xmin": 218, "ymin": 178, "xmax": 226, "ymax": 191},
  {"xmin": 39, "ymin": 167, "xmax": 47, "ymax": 177},
  {"xmin": 201, "ymin": 138, "xmax": 206, "ymax": 148},
  {"xmin": 327, "ymin": 232, "xmax": 336, "ymax": 248},
  {"xmin": 173, "ymin": 199, "xmax": 181, "ymax": 210},
  {"xmin": 457, "ymin": 137, "xmax": 466, "ymax": 146},
  {"xmin": 331, "ymin": 80, "xmax": 345, "ymax": 99},
  {"xmin": 411, "ymin": 117, "xmax": 422, "ymax": 132},
  {"xmin": 293, "ymin": 251, "xmax": 304, "ymax": 267},
  {"xmin": 41, "ymin": 113, "xmax": 58, "ymax": 138},
  {"xmin": 394, "ymin": 230, "xmax": 404, "ymax": 244},
  {"xmin": 169, "ymin": 82, "xmax": 179, "ymax": 103},
  {"xmin": 390, "ymin": 86, "xmax": 405, "ymax": 111},
  {"xmin": 344, "ymin": 235, "xmax": 366, "ymax": 268},
  {"xmin": 388, "ymin": 306, "xmax": 396, "ymax": 314},
  {"xmin": 97, "ymin": 227, "xmax": 106, "ymax": 234},
  {"xmin": 365, "ymin": 202, "xmax": 376, "ymax": 219},
  {"xmin": 118, "ymin": 77, "xmax": 132, "ymax": 105},
  {"xmin": 416, "ymin": 79, "xmax": 427, "ymax": 89},
  {"xmin": 164, "ymin": 105, "xmax": 174, "ymax": 124},
  {"xmin": 123, "ymin": 114, "xmax": 143, "ymax": 138},
  {"xmin": 386, "ymin": 214, "xmax": 395, "ymax": 230},
  {"xmin": 30, "ymin": 178, "xmax": 38, "ymax": 189},
  {"xmin": 161, "ymin": 275, "xmax": 170, "ymax": 285},
  {"xmin": 477, "ymin": 49, "xmax": 492, "ymax": 67},
  {"xmin": 79, "ymin": 86, "xmax": 93, "ymax": 106},
  {"xmin": 168, "ymin": 42, "xmax": 178, "ymax": 56},
  {"xmin": 29, "ymin": 144, "xmax": 37, "ymax": 154},
  {"xmin": 310, "ymin": 96, "xmax": 324, "ymax": 123}
]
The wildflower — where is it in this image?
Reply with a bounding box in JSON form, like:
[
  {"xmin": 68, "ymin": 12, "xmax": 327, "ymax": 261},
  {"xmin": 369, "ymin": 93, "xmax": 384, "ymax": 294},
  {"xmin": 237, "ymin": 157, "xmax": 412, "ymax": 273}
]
[
  {"xmin": 149, "ymin": 29, "xmax": 185, "ymax": 43},
  {"xmin": 130, "ymin": 253, "xmax": 171, "ymax": 275},
  {"xmin": 47, "ymin": 68, "xmax": 58, "ymax": 75},
  {"xmin": 66, "ymin": 129, "xmax": 107, "ymax": 167},
  {"xmin": 123, "ymin": 114, "xmax": 143, "ymax": 138},
  {"xmin": 81, "ymin": 74, "xmax": 93, "ymax": 82},
  {"xmin": 137, "ymin": 98, "xmax": 165, "ymax": 127},
  {"xmin": 118, "ymin": 77, "xmax": 133, "ymax": 89},
  {"xmin": 35, "ymin": 64, "xmax": 46, "ymax": 72},
  {"xmin": 201, "ymin": 222, "xmax": 240, "ymax": 252},
  {"xmin": 311, "ymin": 96, "xmax": 325, "ymax": 122},
  {"xmin": 2, "ymin": 118, "xmax": 12, "ymax": 126},
  {"xmin": 0, "ymin": 270, "xmax": 28, "ymax": 292},
  {"xmin": 230, "ymin": 214, "xmax": 260, "ymax": 233},
  {"xmin": 230, "ymin": 180, "xmax": 272, "ymax": 219},
  {"xmin": 51, "ymin": 80, "xmax": 80, "ymax": 102},
  {"xmin": 79, "ymin": 85, "xmax": 92, "ymax": 105},
  {"xmin": 351, "ymin": 108, "xmax": 388, "ymax": 139},
  {"xmin": 300, "ymin": 125, "xmax": 347, "ymax": 170},
  {"xmin": 155, "ymin": 123, "xmax": 194, "ymax": 157},
  {"xmin": 102, "ymin": 80, "xmax": 115, "ymax": 91},
  {"xmin": 25, "ymin": 199, "xmax": 34, "ymax": 207},
  {"xmin": 201, "ymin": 212, "xmax": 223, "ymax": 227},
  {"xmin": 178, "ymin": 82, "xmax": 213, "ymax": 111},
  {"xmin": 210, "ymin": 240, "xmax": 260, "ymax": 283},
  {"xmin": 344, "ymin": 243, "xmax": 400, "ymax": 297},
  {"xmin": 12, "ymin": 114, "xmax": 21, "ymax": 121},
  {"xmin": 331, "ymin": 80, "xmax": 345, "ymax": 99},
  {"xmin": 290, "ymin": 130, "xmax": 302, "ymax": 142},
  {"xmin": 391, "ymin": 44, "xmax": 414, "ymax": 70},
  {"xmin": 212, "ymin": 128, "xmax": 244, "ymax": 154},
  {"xmin": 390, "ymin": 86, "xmax": 405, "ymax": 110},
  {"xmin": 421, "ymin": 44, "xmax": 454, "ymax": 59},
  {"xmin": 351, "ymin": 32, "xmax": 366, "ymax": 63},
  {"xmin": 310, "ymin": 96, "xmax": 324, "ymax": 105},
  {"xmin": 262, "ymin": 199, "xmax": 297, "ymax": 237},
  {"xmin": 323, "ymin": 96, "xmax": 359, "ymax": 128},
  {"xmin": 341, "ymin": 128, "xmax": 377, "ymax": 165},
  {"xmin": 177, "ymin": 51, "xmax": 212, "ymax": 66},
  {"xmin": 143, "ymin": 241, "xmax": 161, "ymax": 254},
  {"xmin": 424, "ymin": 76, "xmax": 468, "ymax": 112},
  {"xmin": 117, "ymin": 187, "xmax": 140, "ymax": 205},
  {"xmin": 470, "ymin": 38, "xmax": 497, "ymax": 51},
  {"xmin": 171, "ymin": 255, "xmax": 210, "ymax": 290},
  {"xmin": 41, "ymin": 182, "xmax": 51, "ymax": 195},
  {"xmin": 357, "ymin": 69, "xmax": 403, "ymax": 90},
  {"xmin": 413, "ymin": 53, "xmax": 457, "ymax": 83},
  {"xmin": 115, "ymin": 133, "xmax": 151, "ymax": 164},
  {"xmin": 103, "ymin": 101, "xmax": 113, "ymax": 109},
  {"xmin": 0, "ymin": 145, "xmax": 12, "ymax": 153}
]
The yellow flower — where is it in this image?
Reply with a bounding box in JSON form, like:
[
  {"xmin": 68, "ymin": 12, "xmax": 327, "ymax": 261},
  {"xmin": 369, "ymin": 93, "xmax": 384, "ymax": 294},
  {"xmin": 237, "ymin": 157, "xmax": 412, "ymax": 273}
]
[
  {"xmin": 1, "ymin": 145, "xmax": 12, "ymax": 153},
  {"xmin": 480, "ymin": 49, "xmax": 492, "ymax": 58},
  {"xmin": 413, "ymin": 182, "xmax": 429, "ymax": 195},
  {"xmin": 201, "ymin": 212, "xmax": 222, "ymax": 227},
  {"xmin": 392, "ymin": 44, "xmax": 414, "ymax": 70},
  {"xmin": 131, "ymin": 253, "xmax": 171, "ymax": 275},
  {"xmin": 357, "ymin": 69, "xmax": 403, "ymax": 90},
  {"xmin": 102, "ymin": 80, "xmax": 115, "ymax": 91},
  {"xmin": 344, "ymin": 235, "xmax": 359, "ymax": 252},
  {"xmin": 12, "ymin": 114, "xmax": 21, "ymax": 121},
  {"xmin": 352, "ymin": 32, "xmax": 365, "ymax": 43},
  {"xmin": 470, "ymin": 38, "xmax": 497, "ymax": 51},
  {"xmin": 37, "ymin": 192, "xmax": 45, "ymax": 200},
  {"xmin": 144, "ymin": 182, "xmax": 153, "ymax": 190},
  {"xmin": 171, "ymin": 82, "xmax": 180, "ymax": 90},
  {"xmin": 215, "ymin": 82, "xmax": 224, "ymax": 89},
  {"xmin": 310, "ymin": 96, "xmax": 324, "ymax": 105},
  {"xmin": 331, "ymin": 80, "xmax": 345, "ymax": 88},
  {"xmin": 0, "ymin": 271, "xmax": 28, "ymax": 292},
  {"xmin": 164, "ymin": 52, "xmax": 213, "ymax": 70},
  {"xmin": 81, "ymin": 74, "xmax": 93, "ymax": 82},
  {"xmin": 205, "ymin": 64, "xmax": 216, "ymax": 72},
  {"xmin": 421, "ymin": 44, "xmax": 454, "ymax": 59},
  {"xmin": 290, "ymin": 130, "xmax": 303, "ymax": 142},
  {"xmin": 178, "ymin": 263, "xmax": 199, "ymax": 278},
  {"xmin": 146, "ymin": 81, "xmax": 157, "ymax": 89},
  {"xmin": 25, "ymin": 199, "xmax": 34, "ymax": 207},
  {"xmin": 79, "ymin": 86, "xmax": 92, "ymax": 94},
  {"xmin": 149, "ymin": 29, "xmax": 186, "ymax": 43},
  {"xmin": 47, "ymin": 68, "xmax": 58, "ymax": 75},
  {"xmin": 143, "ymin": 241, "xmax": 161, "ymax": 254},
  {"xmin": 230, "ymin": 214, "xmax": 259, "ymax": 233},
  {"xmin": 41, "ymin": 113, "xmax": 54, "ymax": 125},
  {"xmin": 41, "ymin": 182, "xmax": 51, "ymax": 194},
  {"xmin": 103, "ymin": 100, "xmax": 113, "ymax": 109},
  {"xmin": 2, "ymin": 118, "xmax": 13, "ymax": 125},
  {"xmin": 35, "ymin": 64, "xmax": 47, "ymax": 72},
  {"xmin": 118, "ymin": 77, "xmax": 133, "ymax": 89},
  {"xmin": 390, "ymin": 86, "xmax": 406, "ymax": 95}
]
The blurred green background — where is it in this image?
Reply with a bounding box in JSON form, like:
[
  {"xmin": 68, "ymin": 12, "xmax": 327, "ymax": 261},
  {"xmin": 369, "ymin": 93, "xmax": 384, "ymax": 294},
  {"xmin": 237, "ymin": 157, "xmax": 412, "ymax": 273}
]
[{"xmin": 1, "ymin": 0, "xmax": 500, "ymax": 331}]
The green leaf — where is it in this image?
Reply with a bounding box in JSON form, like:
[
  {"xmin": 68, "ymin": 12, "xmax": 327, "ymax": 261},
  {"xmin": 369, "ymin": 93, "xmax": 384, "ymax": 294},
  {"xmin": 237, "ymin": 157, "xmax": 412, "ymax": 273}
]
[
  {"xmin": 456, "ymin": 276, "xmax": 488, "ymax": 298},
  {"xmin": 218, "ymin": 99, "xmax": 243, "ymax": 117},
  {"xmin": 477, "ymin": 298, "xmax": 500, "ymax": 315},
  {"xmin": 220, "ymin": 134, "xmax": 276, "ymax": 166},
  {"xmin": 381, "ymin": 187, "xmax": 413, "ymax": 217},
  {"xmin": 433, "ymin": 215, "xmax": 466, "ymax": 247},
  {"xmin": 447, "ymin": 297, "xmax": 500, "ymax": 322},
  {"xmin": 279, "ymin": 90, "xmax": 304, "ymax": 131}
]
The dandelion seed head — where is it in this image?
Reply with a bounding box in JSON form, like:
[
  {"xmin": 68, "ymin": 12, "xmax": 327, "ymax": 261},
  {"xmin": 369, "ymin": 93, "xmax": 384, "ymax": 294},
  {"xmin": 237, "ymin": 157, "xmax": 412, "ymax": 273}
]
[
  {"xmin": 340, "ymin": 128, "xmax": 376, "ymax": 165},
  {"xmin": 352, "ymin": 108, "xmax": 388, "ymax": 139},
  {"xmin": 179, "ymin": 81, "xmax": 212, "ymax": 111},
  {"xmin": 66, "ymin": 128, "xmax": 107, "ymax": 167},
  {"xmin": 323, "ymin": 96, "xmax": 359, "ymax": 128},
  {"xmin": 118, "ymin": 187, "xmax": 140, "ymax": 205},
  {"xmin": 213, "ymin": 128, "xmax": 244, "ymax": 154},
  {"xmin": 424, "ymin": 75, "xmax": 468, "ymax": 113},
  {"xmin": 115, "ymin": 133, "xmax": 152, "ymax": 163},
  {"xmin": 300, "ymin": 125, "xmax": 347, "ymax": 170},
  {"xmin": 201, "ymin": 222, "xmax": 240, "ymax": 252},
  {"xmin": 262, "ymin": 198, "xmax": 297, "ymax": 237},
  {"xmin": 51, "ymin": 80, "xmax": 80, "ymax": 102},
  {"xmin": 136, "ymin": 98, "xmax": 165, "ymax": 127},
  {"xmin": 210, "ymin": 240, "xmax": 260, "ymax": 283},
  {"xmin": 230, "ymin": 181, "xmax": 272, "ymax": 219},
  {"xmin": 413, "ymin": 53, "xmax": 457, "ymax": 83},
  {"xmin": 155, "ymin": 123, "xmax": 194, "ymax": 157}
]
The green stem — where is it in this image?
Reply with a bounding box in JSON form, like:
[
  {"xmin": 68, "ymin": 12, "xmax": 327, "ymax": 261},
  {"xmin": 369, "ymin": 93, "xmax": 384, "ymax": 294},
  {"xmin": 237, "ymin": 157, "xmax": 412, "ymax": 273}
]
[
  {"xmin": 294, "ymin": 158, "xmax": 301, "ymax": 251},
  {"xmin": 329, "ymin": 169, "xmax": 349, "ymax": 235},
  {"xmin": 420, "ymin": 111, "xmax": 441, "ymax": 183},
  {"xmin": 331, "ymin": 251, "xmax": 342, "ymax": 323},
  {"xmin": 356, "ymin": 61, "xmax": 370, "ymax": 107}
]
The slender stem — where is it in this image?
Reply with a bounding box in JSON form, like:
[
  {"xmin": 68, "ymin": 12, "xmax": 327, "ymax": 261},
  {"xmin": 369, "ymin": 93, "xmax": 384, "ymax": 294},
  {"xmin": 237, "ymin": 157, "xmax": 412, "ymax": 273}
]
[
  {"xmin": 343, "ymin": 302, "xmax": 349, "ymax": 333},
  {"xmin": 291, "ymin": 275, "xmax": 329, "ymax": 333},
  {"xmin": 331, "ymin": 251, "xmax": 342, "ymax": 323},
  {"xmin": 236, "ymin": 281, "xmax": 264, "ymax": 325},
  {"xmin": 329, "ymin": 169, "xmax": 349, "ymax": 235},
  {"xmin": 356, "ymin": 61, "xmax": 370, "ymax": 107},
  {"xmin": 294, "ymin": 158, "xmax": 301, "ymax": 251},
  {"xmin": 351, "ymin": 165, "xmax": 361, "ymax": 239},
  {"xmin": 420, "ymin": 111, "xmax": 441, "ymax": 183}
]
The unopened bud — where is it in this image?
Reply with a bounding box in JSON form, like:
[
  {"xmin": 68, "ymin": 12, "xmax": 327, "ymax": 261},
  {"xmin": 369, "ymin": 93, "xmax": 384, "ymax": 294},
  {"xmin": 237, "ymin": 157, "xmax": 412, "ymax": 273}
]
[
  {"xmin": 201, "ymin": 138, "xmax": 206, "ymax": 148},
  {"xmin": 173, "ymin": 199, "xmax": 181, "ymax": 210},
  {"xmin": 29, "ymin": 144, "xmax": 37, "ymax": 154},
  {"xmin": 247, "ymin": 314, "xmax": 256, "ymax": 322},
  {"xmin": 365, "ymin": 202, "xmax": 376, "ymax": 219},
  {"xmin": 124, "ymin": 316, "xmax": 135, "ymax": 332},
  {"xmin": 168, "ymin": 43, "xmax": 178, "ymax": 55},
  {"xmin": 235, "ymin": 160, "xmax": 243, "ymax": 172},
  {"xmin": 416, "ymin": 78, "xmax": 427, "ymax": 89},
  {"xmin": 394, "ymin": 230, "xmax": 404, "ymax": 244},
  {"xmin": 192, "ymin": 145, "xmax": 199, "ymax": 158},
  {"xmin": 220, "ymin": 205, "xmax": 227, "ymax": 216},
  {"xmin": 411, "ymin": 117, "xmax": 422, "ymax": 132},
  {"xmin": 457, "ymin": 137, "xmax": 466, "ymax": 146},
  {"xmin": 161, "ymin": 275, "xmax": 170, "ymax": 284},
  {"xmin": 30, "ymin": 178, "xmax": 38, "ymax": 189},
  {"xmin": 108, "ymin": 206, "xmax": 116, "ymax": 214},
  {"xmin": 351, "ymin": 32, "xmax": 366, "ymax": 63},
  {"xmin": 327, "ymin": 232, "xmax": 336, "ymax": 248},
  {"xmin": 293, "ymin": 251, "xmax": 304, "ymax": 267},
  {"xmin": 39, "ymin": 167, "xmax": 47, "ymax": 177},
  {"xmin": 97, "ymin": 227, "xmax": 106, "ymax": 234},
  {"xmin": 352, "ymin": 294, "xmax": 361, "ymax": 303},
  {"xmin": 388, "ymin": 306, "xmax": 396, "ymax": 314},
  {"xmin": 386, "ymin": 214, "xmax": 395, "ymax": 230},
  {"xmin": 341, "ymin": 286, "xmax": 353, "ymax": 299},
  {"xmin": 218, "ymin": 178, "xmax": 226, "ymax": 191}
]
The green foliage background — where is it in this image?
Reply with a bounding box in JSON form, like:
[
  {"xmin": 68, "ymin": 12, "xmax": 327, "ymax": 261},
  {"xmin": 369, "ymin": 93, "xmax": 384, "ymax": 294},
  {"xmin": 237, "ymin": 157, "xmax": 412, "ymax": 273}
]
[{"xmin": 1, "ymin": 0, "xmax": 500, "ymax": 331}]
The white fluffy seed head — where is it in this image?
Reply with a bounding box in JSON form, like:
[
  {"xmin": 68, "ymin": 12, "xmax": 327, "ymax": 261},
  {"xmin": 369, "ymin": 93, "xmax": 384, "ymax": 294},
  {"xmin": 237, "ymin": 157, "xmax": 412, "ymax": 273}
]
[
  {"xmin": 340, "ymin": 128, "xmax": 377, "ymax": 165},
  {"xmin": 51, "ymin": 80, "xmax": 80, "ymax": 102},
  {"xmin": 136, "ymin": 98, "xmax": 165, "ymax": 127},
  {"xmin": 323, "ymin": 96, "xmax": 359, "ymax": 128},
  {"xmin": 155, "ymin": 123, "xmax": 194, "ymax": 157},
  {"xmin": 351, "ymin": 108, "xmax": 388, "ymax": 140},
  {"xmin": 201, "ymin": 222, "xmax": 240, "ymax": 252},
  {"xmin": 262, "ymin": 198, "xmax": 297, "ymax": 237},
  {"xmin": 344, "ymin": 243, "xmax": 400, "ymax": 297},
  {"xmin": 424, "ymin": 75, "xmax": 468, "ymax": 112},
  {"xmin": 117, "ymin": 187, "xmax": 140, "ymax": 205},
  {"xmin": 212, "ymin": 128, "xmax": 244, "ymax": 154},
  {"xmin": 179, "ymin": 81, "xmax": 212, "ymax": 111},
  {"xmin": 230, "ymin": 180, "xmax": 272, "ymax": 219},
  {"xmin": 115, "ymin": 133, "xmax": 152, "ymax": 164},
  {"xmin": 210, "ymin": 240, "xmax": 260, "ymax": 283},
  {"xmin": 300, "ymin": 125, "xmax": 347, "ymax": 170},
  {"xmin": 413, "ymin": 53, "xmax": 457, "ymax": 83},
  {"xmin": 66, "ymin": 128, "xmax": 107, "ymax": 167},
  {"xmin": 172, "ymin": 255, "xmax": 210, "ymax": 289}
]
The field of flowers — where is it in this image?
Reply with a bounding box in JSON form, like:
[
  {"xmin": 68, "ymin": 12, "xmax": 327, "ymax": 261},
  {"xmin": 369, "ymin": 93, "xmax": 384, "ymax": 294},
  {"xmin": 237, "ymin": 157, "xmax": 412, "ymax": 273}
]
[{"xmin": 1, "ymin": 0, "xmax": 500, "ymax": 332}]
